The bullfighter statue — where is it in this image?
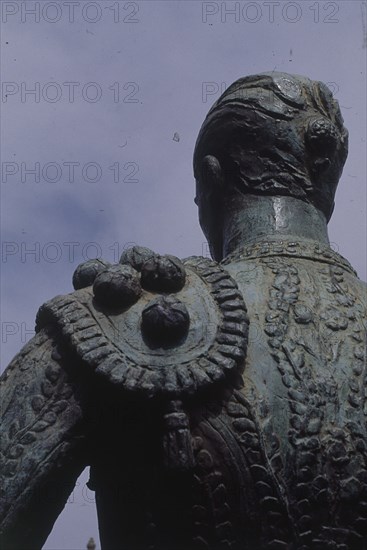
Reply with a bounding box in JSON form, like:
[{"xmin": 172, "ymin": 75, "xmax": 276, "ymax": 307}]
[{"xmin": 1, "ymin": 72, "xmax": 366, "ymax": 549}]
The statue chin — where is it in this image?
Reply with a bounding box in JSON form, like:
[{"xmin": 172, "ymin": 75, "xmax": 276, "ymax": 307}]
[{"xmin": 1, "ymin": 73, "xmax": 366, "ymax": 550}]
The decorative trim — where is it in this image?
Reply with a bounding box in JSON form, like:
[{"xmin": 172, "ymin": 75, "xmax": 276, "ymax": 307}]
[
  {"xmin": 221, "ymin": 239, "xmax": 357, "ymax": 276},
  {"xmin": 36, "ymin": 257, "xmax": 249, "ymax": 401}
]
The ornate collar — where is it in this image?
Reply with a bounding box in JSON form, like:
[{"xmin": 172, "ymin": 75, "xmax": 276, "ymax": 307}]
[{"xmin": 221, "ymin": 239, "xmax": 357, "ymax": 276}]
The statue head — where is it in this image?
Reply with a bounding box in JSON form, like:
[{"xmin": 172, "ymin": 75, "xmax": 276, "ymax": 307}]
[{"xmin": 193, "ymin": 72, "xmax": 349, "ymax": 260}]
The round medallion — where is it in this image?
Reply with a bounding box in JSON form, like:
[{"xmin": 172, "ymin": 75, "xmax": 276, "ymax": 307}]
[{"xmin": 37, "ymin": 257, "xmax": 249, "ymax": 401}]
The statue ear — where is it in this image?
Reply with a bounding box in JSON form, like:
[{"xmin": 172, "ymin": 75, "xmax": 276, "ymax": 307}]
[
  {"xmin": 305, "ymin": 117, "xmax": 338, "ymax": 176},
  {"xmin": 201, "ymin": 155, "xmax": 224, "ymax": 194}
]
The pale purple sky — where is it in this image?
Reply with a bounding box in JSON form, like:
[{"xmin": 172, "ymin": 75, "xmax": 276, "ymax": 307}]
[{"xmin": 1, "ymin": 1, "xmax": 366, "ymax": 548}]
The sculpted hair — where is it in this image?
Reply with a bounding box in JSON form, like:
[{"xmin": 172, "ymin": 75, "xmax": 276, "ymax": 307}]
[{"xmin": 193, "ymin": 72, "xmax": 349, "ymax": 221}]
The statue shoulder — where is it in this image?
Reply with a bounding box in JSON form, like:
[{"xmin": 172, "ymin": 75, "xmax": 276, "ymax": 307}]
[{"xmin": 35, "ymin": 247, "xmax": 249, "ymax": 402}]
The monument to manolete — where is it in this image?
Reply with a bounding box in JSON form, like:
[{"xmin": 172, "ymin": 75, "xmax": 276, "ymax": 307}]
[{"xmin": 1, "ymin": 72, "xmax": 366, "ymax": 549}]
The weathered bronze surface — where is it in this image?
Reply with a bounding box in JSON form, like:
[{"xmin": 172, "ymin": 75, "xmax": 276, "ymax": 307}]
[{"xmin": 1, "ymin": 72, "xmax": 366, "ymax": 549}]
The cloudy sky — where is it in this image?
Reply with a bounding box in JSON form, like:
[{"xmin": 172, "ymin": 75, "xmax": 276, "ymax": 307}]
[{"xmin": 1, "ymin": 1, "xmax": 366, "ymax": 548}]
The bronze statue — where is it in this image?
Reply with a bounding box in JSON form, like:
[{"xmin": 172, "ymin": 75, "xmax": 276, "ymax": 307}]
[{"xmin": 1, "ymin": 72, "xmax": 366, "ymax": 550}]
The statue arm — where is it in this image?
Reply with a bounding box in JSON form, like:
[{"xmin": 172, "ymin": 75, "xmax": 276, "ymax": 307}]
[{"xmin": 0, "ymin": 326, "xmax": 88, "ymax": 550}]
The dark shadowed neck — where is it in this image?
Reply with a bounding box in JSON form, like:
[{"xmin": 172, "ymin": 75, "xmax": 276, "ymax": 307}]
[{"xmin": 222, "ymin": 194, "xmax": 330, "ymax": 260}]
